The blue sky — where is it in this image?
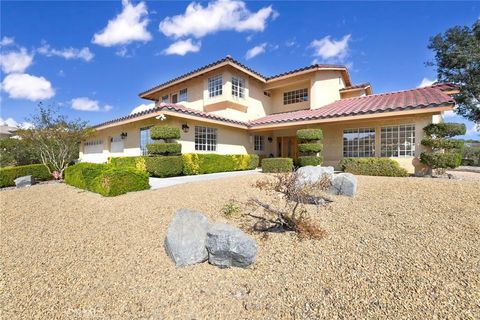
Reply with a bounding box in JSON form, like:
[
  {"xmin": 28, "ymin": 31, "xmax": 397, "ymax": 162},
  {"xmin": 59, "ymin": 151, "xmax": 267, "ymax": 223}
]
[{"xmin": 1, "ymin": 0, "xmax": 478, "ymax": 139}]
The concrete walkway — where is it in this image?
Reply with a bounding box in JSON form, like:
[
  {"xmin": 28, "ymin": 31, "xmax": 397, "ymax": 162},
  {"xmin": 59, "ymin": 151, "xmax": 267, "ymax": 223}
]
[{"xmin": 149, "ymin": 169, "xmax": 261, "ymax": 189}]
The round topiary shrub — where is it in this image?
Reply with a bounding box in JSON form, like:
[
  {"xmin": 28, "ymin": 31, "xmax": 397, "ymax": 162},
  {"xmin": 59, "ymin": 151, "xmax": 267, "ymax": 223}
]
[
  {"xmin": 150, "ymin": 125, "xmax": 181, "ymax": 140},
  {"xmin": 296, "ymin": 128, "xmax": 323, "ymax": 167}
]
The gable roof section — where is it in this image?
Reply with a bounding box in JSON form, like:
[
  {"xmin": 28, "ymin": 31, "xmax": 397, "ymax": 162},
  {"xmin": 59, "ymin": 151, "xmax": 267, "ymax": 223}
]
[{"xmin": 339, "ymin": 82, "xmax": 371, "ymax": 92}]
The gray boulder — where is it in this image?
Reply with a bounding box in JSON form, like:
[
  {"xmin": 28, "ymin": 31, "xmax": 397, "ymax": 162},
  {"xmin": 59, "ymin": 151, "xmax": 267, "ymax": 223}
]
[
  {"xmin": 327, "ymin": 173, "xmax": 357, "ymax": 197},
  {"xmin": 296, "ymin": 166, "xmax": 334, "ymax": 188},
  {"xmin": 14, "ymin": 175, "xmax": 35, "ymax": 188},
  {"xmin": 206, "ymin": 223, "xmax": 257, "ymax": 268},
  {"xmin": 165, "ymin": 208, "xmax": 210, "ymax": 267}
]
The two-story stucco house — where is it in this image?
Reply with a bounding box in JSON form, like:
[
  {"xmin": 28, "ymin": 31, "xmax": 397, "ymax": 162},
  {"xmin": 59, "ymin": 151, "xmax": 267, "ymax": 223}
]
[{"xmin": 80, "ymin": 56, "xmax": 457, "ymax": 174}]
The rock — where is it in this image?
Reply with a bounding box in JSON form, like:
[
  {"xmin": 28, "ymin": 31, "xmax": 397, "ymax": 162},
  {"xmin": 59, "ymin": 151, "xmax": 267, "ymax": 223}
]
[
  {"xmin": 296, "ymin": 166, "xmax": 334, "ymax": 188},
  {"xmin": 14, "ymin": 175, "xmax": 35, "ymax": 188},
  {"xmin": 165, "ymin": 208, "xmax": 210, "ymax": 267},
  {"xmin": 206, "ymin": 223, "xmax": 257, "ymax": 268},
  {"xmin": 327, "ymin": 173, "xmax": 357, "ymax": 197}
]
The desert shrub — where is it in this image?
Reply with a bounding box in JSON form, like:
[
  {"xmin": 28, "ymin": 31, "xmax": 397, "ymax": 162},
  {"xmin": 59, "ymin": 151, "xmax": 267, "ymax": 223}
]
[
  {"xmin": 221, "ymin": 199, "xmax": 241, "ymax": 217},
  {"xmin": 297, "ymin": 128, "xmax": 323, "ymax": 167},
  {"xmin": 339, "ymin": 157, "xmax": 409, "ymax": 177},
  {"xmin": 146, "ymin": 143, "xmax": 182, "ymax": 156},
  {"xmin": 261, "ymin": 158, "xmax": 293, "ymax": 173},
  {"xmin": 150, "ymin": 125, "xmax": 181, "ymax": 140},
  {"xmin": 423, "ymin": 122, "xmax": 466, "ymax": 137},
  {"xmin": 462, "ymin": 159, "xmax": 475, "ymax": 166},
  {"xmin": 64, "ymin": 163, "xmax": 149, "ymax": 196},
  {"xmin": 462, "ymin": 145, "xmax": 480, "ymax": 165},
  {"xmin": 145, "ymin": 156, "xmax": 183, "ymax": 177},
  {"xmin": 420, "ymin": 153, "xmax": 462, "ymax": 170},
  {"xmin": 297, "ymin": 156, "xmax": 323, "ymax": 167},
  {"xmin": 108, "ymin": 156, "xmax": 147, "ymax": 172},
  {"xmin": 296, "ymin": 129, "xmax": 323, "ymax": 141},
  {"xmin": 0, "ymin": 164, "xmax": 51, "ymax": 188},
  {"xmin": 182, "ymin": 154, "xmax": 259, "ymax": 175}
]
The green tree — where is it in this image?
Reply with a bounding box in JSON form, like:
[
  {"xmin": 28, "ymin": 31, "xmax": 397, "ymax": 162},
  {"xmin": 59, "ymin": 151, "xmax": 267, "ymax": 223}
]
[
  {"xmin": 427, "ymin": 20, "xmax": 480, "ymax": 124},
  {"xmin": 0, "ymin": 138, "xmax": 38, "ymax": 167},
  {"xmin": 16, "ymin": 104, "xmax": 94, "ymax": 179}
]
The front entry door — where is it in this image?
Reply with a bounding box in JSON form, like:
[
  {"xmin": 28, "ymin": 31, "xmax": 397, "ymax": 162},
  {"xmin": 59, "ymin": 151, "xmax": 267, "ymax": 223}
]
[{"xmin": 277, "ymin": 136, "xmax": 298, "ymax": 160}]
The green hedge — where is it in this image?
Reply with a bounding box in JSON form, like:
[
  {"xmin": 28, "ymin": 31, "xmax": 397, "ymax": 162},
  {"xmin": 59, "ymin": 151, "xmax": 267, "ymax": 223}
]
[
  {"xmin": 182, "ymin": 154, "xmax": 259, "ymax": 175},
  {"xmin": 147, "ymin": 143, "xmax": 182, "ymax": 156},
  {"xmin": 64, "ymin": 163, "xmax": 149, "ymax": 196},
  {"xmin": 339, "ymin": 157, "xmax": 409, "ymax": 177},
  {"xmin": 0, "ymin": 164, "xmax": 52, "ymax": 188},
  {"xmin": 150, "ymin": 125, "xmax": 181, "ymax": 140},
  {"xmin": 145, "ymin": 156, "xmax": 183, "ymax": 177},
  {"xmin": 298, "ymin": 143, "xmax": 323, "ymax": 154},
  {"xmin": 419, "ymin": 152, "xmax": 462, "ymax": 170},
  {"xmin": 108, "ymin": 156, "xmax": 146, "ymax": 172},
  {"xmin": 421, "ymin": 137, "xmax": 464, "ymax": 150},
  {"xmin": 462, "ymin": 159, "xmax": 475, "ymax": 166},
  {"xmin": 297, "ymin": 156, "xmax": 323, "ymax": 167},
  {"xmin": 423, "ymin": 123, "xmax": 466, "ymax": 137},
  {"xmin": 296, "ymin": 129, "xmax": 323, "ymax": 141},
  {"xmin": 261, "ymin": 158, "xmax": 293, "ymax": 173}
]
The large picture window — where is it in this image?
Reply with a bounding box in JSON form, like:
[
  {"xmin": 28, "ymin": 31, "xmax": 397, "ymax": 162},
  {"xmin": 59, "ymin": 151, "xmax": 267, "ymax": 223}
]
[
  {"xmin": 343, "ymin": 128, "xmax": 376, "ymax": 157},
  {"xmin": 140, "ymin": 126, "xmax": 154, "ymax": 155},
  {"xmin": 381, "ymin": 124, "xmax": 415, "ymax": 157},
  {"xmin": 232, "ymin": 76, "xmax": 245, "ymax": 99},
  {"xmin": 195, "ymin": 126, "xmax": 217, "ymax": 151},
  {"xmin": 254, "ymin": 135, "xmax": 264, "ymax": 151},
  {"xmin": 208, "ymin": 75, "xmax": 223, "ymax": 98},
  {"xmin": 283, "ymin": 88, "xmax": 308, "ymax": 105}
]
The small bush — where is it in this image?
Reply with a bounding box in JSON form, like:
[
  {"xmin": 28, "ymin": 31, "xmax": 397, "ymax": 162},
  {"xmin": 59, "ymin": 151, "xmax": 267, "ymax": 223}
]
[
  {"xmin": 421, "ymin": 137, "xmax": 464, "ymax": 150},
  {"xmin": 462, "ymin": 158, "xmax": 475, "ymax": 166},
  {"xmin": 109, "ymin": 156, "xmax": 147, "ymax": 172},
  {"xmin": 339, "ymin": 157, "xmax": 409, "ymax": 177},
  {"xmin": 145, "ymin": 156, "xmax": 183, "ymax": 177},
  {"xmin": 64, "ymin": 163, "xmax": 106, "ymax": 190},
  {"xmin": 298, "ymin": 143, "xmax": 323, "ymax": 154},
  {"xmin": 420, "ymin": 152, "xmax": 462, "ymax": 170},
  {"xmin": 182, "ymin": 154, "xmax": 259, "ymax": 175},
  {"xmin": 261, "ymin": 158, "xmax": 293, "ymax": 173},
  {"xmin": 0, "ymin": 164, "xmax": 51, "ymax": 188},
  {"xmin": 147, "ymin": 143, "xmax": 182, "ymax": 156},
  {"xmin": 297, "ymin": 156, "xmax": 323, "ymax": 167},
  {"xmin": 221, "ymin": 199, "xmax": 241, "ymax": 217},
  {"xmin": 296, "ymin": 129, "xmax": 323, "ymax": 141},
  {"xmin": 423, "ymin": 123, "xmax": 466, "ymax": 137},
  {"xmin": 150, "ymin": 125, "xmax": 181, "ymax": 140}
]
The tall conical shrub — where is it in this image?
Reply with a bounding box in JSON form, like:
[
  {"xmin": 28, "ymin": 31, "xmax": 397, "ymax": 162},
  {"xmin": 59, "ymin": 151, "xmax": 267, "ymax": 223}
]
[{"xmin": 296, "ymin": 128, "xmax": 323, "ymax": 167}]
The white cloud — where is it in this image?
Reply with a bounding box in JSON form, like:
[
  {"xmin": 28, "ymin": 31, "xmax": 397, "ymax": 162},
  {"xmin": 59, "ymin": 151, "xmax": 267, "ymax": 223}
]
[
  {"xmin": 417, "ymin": 77, "xmax": 436, "ymax": 88},
  {"xmin": 1, "ymin": 73, "xmax": 55, "ymax": 101},
  {"xmin": 309, "ymin": 34, "xmax": 351, "ymax": 62},
  {"xmin": 71, "ymin": 97, "xmax": 111, "ymax": 112},
  {"xmin": 245, "ymin": 42, "xmax": 267, "ymax": 60},
  {"xmin": 92, "ymin": 0, "xmax": 152, "ymax": 47},
  {"xmin": 38, "ymin": 42, "xmax": 94, "ymax": 62},
  {"xmin": 0, "ymin": 48, "xmax": 34, "ymax": 73},
  {"xmin": 0, "ymin": 36, "xmax": 14, "ymax": 46},
  {"xmin": 163, "ymin": 39, "xmax": 201, "ymax": 56},
  {"xmin": 159, "ymin": 0, "xmax": 277, "ymax": 39},
  {"xmin": 130, "ymin": 103, "xmax": 155, "ymax": 114},
  {"xmin": 0, "ymin": 117, "xmax": 34, "ymax": 129}
]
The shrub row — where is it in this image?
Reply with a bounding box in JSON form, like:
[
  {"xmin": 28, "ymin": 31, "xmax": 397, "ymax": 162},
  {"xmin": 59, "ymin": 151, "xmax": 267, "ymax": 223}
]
[
  {"xmin": 261, "ymin": 158, "xmax": 293, "ymax": 173},
  {"xmin": 147, "ymin": 143, "xmax": 182, "ymax": 156},
  {"xmin": 64, "ymin": 163, "xmax": 149, "ymax": 197},
  {"xmin": 0, "ymin": 164, "xmax": 51, "ymax": 188},
  {"xmin": 419, "ymin": 152, "xmax": 462, "ymax": 170},
  {"xmin": 145, "ymin": 156, "xmax": 183, "ymax": 177},
  {"xmin": 339, "ymin": 157, "xmax": 409, "ymax": 177},
  {"xmin": 182, "ymin": 154, "xmax": 259, "ymax": 175}
]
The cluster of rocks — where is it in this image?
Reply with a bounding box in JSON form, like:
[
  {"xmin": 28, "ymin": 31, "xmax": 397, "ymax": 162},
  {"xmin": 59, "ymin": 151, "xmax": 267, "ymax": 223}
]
[
  {"xmin": 296, "ymin": 166, "xmax": 357, "ymax": 197},
  {"xmin": 165, "ymin": 208, "xmax": 258, "ymax": 268},
  {"xmin": 14, "ymin": 175, "xmax": 35, "ymax": 188}
]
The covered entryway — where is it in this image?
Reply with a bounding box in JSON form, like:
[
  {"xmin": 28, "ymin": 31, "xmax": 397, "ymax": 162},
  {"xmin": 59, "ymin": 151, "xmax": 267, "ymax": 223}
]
[{"xmin": 277, "ymin": 136, "xmax": 298, "ymax": 160}]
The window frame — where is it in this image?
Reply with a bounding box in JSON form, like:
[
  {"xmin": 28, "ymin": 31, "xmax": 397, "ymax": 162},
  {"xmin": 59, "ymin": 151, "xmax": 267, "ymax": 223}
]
[
  {"xmin": 283, "ymin": 88, "xmax": 308, "ymax": 105},
  {"xmin": 342, "ymin": 127, "xmax": 376, "ymax": 158},
  {"xmin": 380, "ymin": 124, "xmax": 416, "ymax": 157},
  {"xmin": 208, "ymin": 74, "xmax": 223, "ymax": 98},
  {"xmin": 161, "ymin": 95, "xmax": 169, "ymax": 103},
  {"xmin": 254, "ymin": 135, "xmax": 264, "ymax": 151},
  {"xmin": 179, "ymin": 88, "xmax": 188, "ymax": 102},
  {"xmin": 139, "ymin": 126, "xmax": 154, "ymax": 156},
  {"xmin": 195, "ymin": 126, "xmax": 218, "ymax": 152},
  {"xmin": 231, "ymin": 76, "xmax": 245, "ymax": 99}
]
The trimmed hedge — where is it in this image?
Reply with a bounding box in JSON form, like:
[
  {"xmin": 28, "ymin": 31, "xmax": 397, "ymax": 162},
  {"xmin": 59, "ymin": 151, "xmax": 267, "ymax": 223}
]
[
  {"xmin": 64, "ymin": 163, "xmax": 149, "ymax": 196},
  {"xmin": 108, "ymin": 156, "xmax": 146, "ymax": 172},
  {"xmin": 339, "ymin": 157, "xmax": 409, "ymax": 177},
  {"xmin": 147, "ymin": 143, "xmax": 182, "ymax": 156},
  {"xmin": 145, "ymin": 156, "xmax": 183, "ymax": 177},
  {"xmin": 297, "ymin": 155, "xmax": 323, "ymax": 167},
  {"xmin": 423, "ymin": 122, "xmax": 466, "ymax": 137},
  {"xmin": 0, "ymin": 164, "xmax": 51, "ymax": 188},
  {"xmin": 419, "ymin": 152, "xmax": 462, "ymax": 170},
  {"xmin": 150, "ymin": 125, "xmax": 181, "ymax": 140},
  {"xmin": 182, "ymin": 154, "xmax": 259, "ymax": 175},
  {"xmin": 298, "ymin": 143, "xmax": 323, "ymax": 154},
  {"xmin": 296, "ymin": 129, "xmax": 323, "ymax": 141},
  {"xmin": 421, "ymin": 137, "xmax": 464, "ymax": 150},
  {"xmin": 261, "ymin": 158, "xmax": 293, "ymax": 173}
]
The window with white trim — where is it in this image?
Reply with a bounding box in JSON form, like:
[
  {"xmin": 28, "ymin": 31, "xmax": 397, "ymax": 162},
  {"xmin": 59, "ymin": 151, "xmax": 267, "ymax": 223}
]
[
  {"xmin": 381, "ymin": 124, "xmax": 415, "ymax": 157},
  {"xmin": 343, "ymin": 128, "xmax": 376, "ymax": 157},
  {"xmin": 179, "ymin": 88, "xmax": 188, "ymax": 102},
  {"xmin": 254, "ymin": 135, "xmax": 264, "ymax": 151},
  {"xmin": 161, "ymin": 95, "xmax": 169, "ymax": 103},
  {"xmin": 84, "ymin": 139, "xmax": 103, "ymax": 147},
  {"xmin": 140, "ymin": 126, "xmax": 154, "ymax": 155},
  {"xmin": 232, "ymin": 76, "xmax": 245, "ymax": 99},
  {"xmin": 195, "ymin": 126, "xmax": 217, "ymax": 151},
  {"xmin": 208, "ymin": 75, "xmax": 223, "ymax": 98},
  {"xmin": 283, "ymin": 88, "xmax": 308, "ymax": 105}
]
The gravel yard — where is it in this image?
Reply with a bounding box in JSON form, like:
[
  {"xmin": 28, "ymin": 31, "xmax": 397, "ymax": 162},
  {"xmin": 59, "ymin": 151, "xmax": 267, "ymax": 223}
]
[{"xmin": 1, "ymin": 174, "xmax": 479, "ymax": 319}]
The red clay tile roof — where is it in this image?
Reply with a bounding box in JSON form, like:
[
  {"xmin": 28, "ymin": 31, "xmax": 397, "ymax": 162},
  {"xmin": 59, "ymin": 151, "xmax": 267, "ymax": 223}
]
[
  {"xmin": 339, "ymin": 82, "xmax": 371, "ymax": 91},
  {"xmin": 249, "ymin": 86, "xmax": 455, "ymax": 126},
  {"xmin": 95, "ymin": 85, "xmax": 454, "ymax": 129}
]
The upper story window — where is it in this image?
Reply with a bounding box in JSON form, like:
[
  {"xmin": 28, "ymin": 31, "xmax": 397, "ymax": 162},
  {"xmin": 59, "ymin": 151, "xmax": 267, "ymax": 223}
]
[
  {"xmin": 195, "ymin": 126, "xmax": 217, "ymax": 151},
  {"xmin": 161, "ymin": 95, "xmax": 169, "ymax": 103},
  {"xmin": 343, "ymin": 128, "xmax": 376, "ymax": 158},
  {"xmin": 208, "ymin": 74, "xmax": 223, "ymax": 98},
  {"xmin": 179, "ymin": 88, "xmax": 188, "ymax": 102},
  {"xmin": 254, "ymin": 135, "xmax": 264, "ymax": 151},
  {"xmin": 381, "ymin": 124, "xmax": 415, "ymax": 157},
  {"xmin": 232, "ymin": 76, "xmax": 245, "ymax": 99},
  {"xmin": 171, "ymin": 93, "xmax": 178, "ymax": 104},
  {"xmin": 283, "ymin": 88, "xmax": 308, "ymax": 105}
]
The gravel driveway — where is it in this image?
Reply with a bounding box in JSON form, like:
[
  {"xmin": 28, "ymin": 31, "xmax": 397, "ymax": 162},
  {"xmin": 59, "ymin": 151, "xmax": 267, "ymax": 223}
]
[{"xmin": 1, "ymin": 175, "xmax": 479, "ymax": 319}]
